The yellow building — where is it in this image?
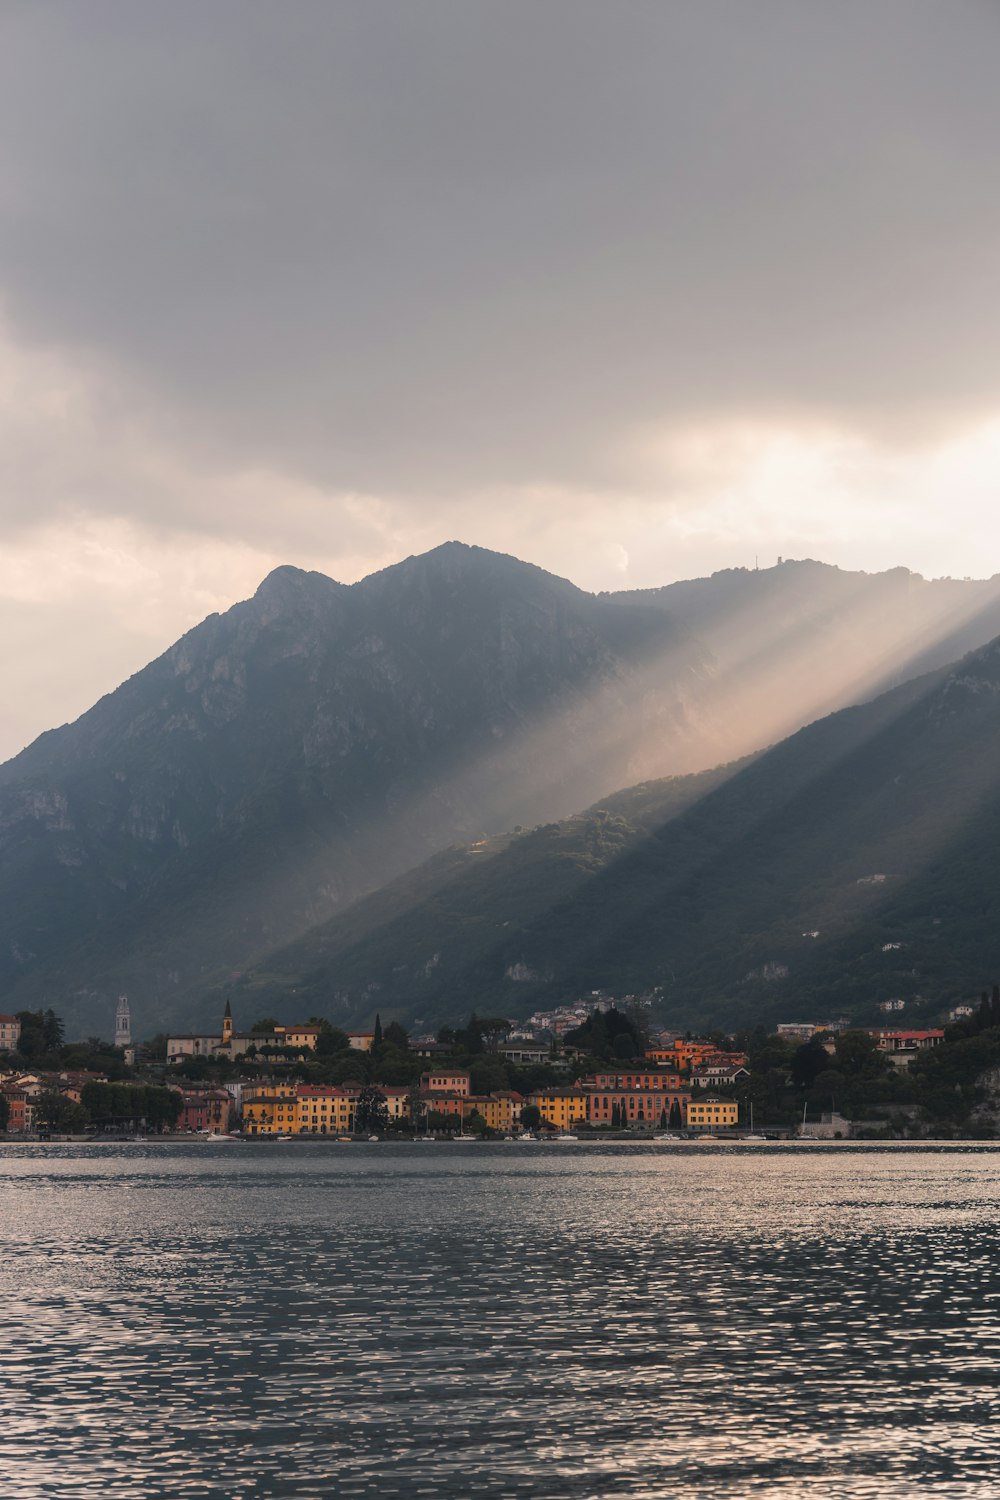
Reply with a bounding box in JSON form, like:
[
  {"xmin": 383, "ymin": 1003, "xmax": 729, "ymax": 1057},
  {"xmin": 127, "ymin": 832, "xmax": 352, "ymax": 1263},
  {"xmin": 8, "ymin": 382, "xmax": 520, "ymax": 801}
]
[
  {"xmin": 279, "ymin": 1024, "xmax": 323, "ymax": 1051},
  {"xmin": 242, "ymin": 1082, "xmax": 298, "ymax": 1135},
  {"xmin": 479, "ymin": 1092, "xmax": 523, "ymax": 1133},
  {"xmin": 295, "ymin": 1086, "xmax": 357, "ymax": 1135},
  {"xmin": 378, "ymin": 1086, "xmax": 412, "ymax": 1123},
  {"xmin": 526, "ymin": 1087, "xmax": 589, "ymax": 1131},
  {"xmin": 686, "ymin": 1094, "xmax": 739, "ymax": 1131}
]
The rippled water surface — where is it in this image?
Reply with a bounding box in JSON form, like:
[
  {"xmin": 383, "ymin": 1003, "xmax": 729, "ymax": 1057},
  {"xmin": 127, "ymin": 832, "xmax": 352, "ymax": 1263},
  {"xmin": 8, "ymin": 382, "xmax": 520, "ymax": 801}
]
[{"xmin": 4, "ymin": 1142, "xmax": 1000, "ymax": 1498}]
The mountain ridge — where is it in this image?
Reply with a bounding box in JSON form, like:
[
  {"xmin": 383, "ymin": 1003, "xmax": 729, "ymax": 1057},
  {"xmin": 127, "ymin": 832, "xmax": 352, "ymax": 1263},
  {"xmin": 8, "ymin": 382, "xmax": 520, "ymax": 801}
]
[{"xmin": 7, "ymin": 542, "xmax": 1000, "ymax": 1038}]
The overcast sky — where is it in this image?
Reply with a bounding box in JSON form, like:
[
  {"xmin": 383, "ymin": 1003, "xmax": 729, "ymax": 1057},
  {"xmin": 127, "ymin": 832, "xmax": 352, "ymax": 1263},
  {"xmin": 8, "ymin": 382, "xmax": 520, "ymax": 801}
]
[{"xmin": 2, "ymin": 0, "xmax": 1000, "ymax": 759}]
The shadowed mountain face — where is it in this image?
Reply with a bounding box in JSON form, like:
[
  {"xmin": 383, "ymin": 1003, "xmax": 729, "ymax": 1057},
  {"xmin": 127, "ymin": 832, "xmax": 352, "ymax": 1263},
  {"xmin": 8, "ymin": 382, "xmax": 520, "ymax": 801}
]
[
  {"xmin": 241, "ymin": 636, "xmax": 1000, "ymax": 1034},
  {"xmin": 5, "ymin": 543, "xmax": 1000, "ymax": 1039},
  {"xmin": 0, "ymin": 544, "xmax": 711, "ymax": 1034}
]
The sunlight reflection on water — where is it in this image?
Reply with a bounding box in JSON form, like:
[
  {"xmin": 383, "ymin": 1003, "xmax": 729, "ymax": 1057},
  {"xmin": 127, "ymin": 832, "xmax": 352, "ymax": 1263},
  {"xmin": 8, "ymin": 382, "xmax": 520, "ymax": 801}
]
[{"xmin": 3, "ymin": 1142, "xmax": 1000, "ymax": 1498}]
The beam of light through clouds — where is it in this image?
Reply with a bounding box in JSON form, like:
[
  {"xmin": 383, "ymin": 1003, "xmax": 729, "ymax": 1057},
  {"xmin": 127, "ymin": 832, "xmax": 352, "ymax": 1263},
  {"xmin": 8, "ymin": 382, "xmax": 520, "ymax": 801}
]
[{"xmin": 1, "ymin": 0, "xmax": 1000, "ymax": 758}]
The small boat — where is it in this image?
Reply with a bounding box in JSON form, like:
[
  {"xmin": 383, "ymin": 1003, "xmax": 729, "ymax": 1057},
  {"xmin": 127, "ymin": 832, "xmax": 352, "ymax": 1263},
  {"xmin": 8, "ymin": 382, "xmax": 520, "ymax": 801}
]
[
  {"xmin": 452, "ymin": 1133, "xmax": 477, "ymax": 1142},
  {"xmin": 415, "ymin": 1134, "xmax": 437, "ymax": 1142},
  {"xmin": 367, "ymin": 1134, "xmax": 380, "ymax": 1142},
  {"xmin": 275, "ymin": 1134, "xmax": 294, "ymax": 1142},
  {"xmin": 553, "ymin": 1133, "xmax": 579, "ymax": 1142},
  {"xmin": 204, "ymin": 1133, "xmax": 237, "ymax": 1142},
  {"xmin": 518, "ymin": 1132, "xmax": 537, "ymax": 1141},
  {"xmin": 654, "ymin": 1133, "xmax": 680, "ymax": 1141},
  {"xmin": 738, "ymin": 1106, "xmax": 767, "ymax": 1142}
]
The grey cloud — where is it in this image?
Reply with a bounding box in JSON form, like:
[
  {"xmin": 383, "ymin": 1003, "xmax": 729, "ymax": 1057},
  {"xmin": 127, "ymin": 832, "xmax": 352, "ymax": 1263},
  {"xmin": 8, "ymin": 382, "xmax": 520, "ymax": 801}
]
[{"xmin": 1, "ymin": 0, "xmax": 999, "ymax": 510}]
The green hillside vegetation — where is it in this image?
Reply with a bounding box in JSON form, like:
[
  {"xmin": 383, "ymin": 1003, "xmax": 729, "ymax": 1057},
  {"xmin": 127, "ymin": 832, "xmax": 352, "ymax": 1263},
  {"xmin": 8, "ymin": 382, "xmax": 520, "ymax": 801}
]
[
  {"xmin": 207, "ymin": 761, "xmax": 745, "ymax": 1025},
  {"xmin": 224, "ymin": 638, "xmax": 1000, "ymax": 1033}
]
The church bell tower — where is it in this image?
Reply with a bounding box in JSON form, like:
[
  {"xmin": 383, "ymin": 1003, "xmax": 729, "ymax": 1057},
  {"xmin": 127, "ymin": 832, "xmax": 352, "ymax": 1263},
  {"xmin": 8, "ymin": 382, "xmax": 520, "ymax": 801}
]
[
  {"xmin": 115, "ymin": 994, "xmax": 131, "ymax": 1050},
  {"xmin": 222, "ymin": 1000, "xmax": 233, "ymax": 1045}
]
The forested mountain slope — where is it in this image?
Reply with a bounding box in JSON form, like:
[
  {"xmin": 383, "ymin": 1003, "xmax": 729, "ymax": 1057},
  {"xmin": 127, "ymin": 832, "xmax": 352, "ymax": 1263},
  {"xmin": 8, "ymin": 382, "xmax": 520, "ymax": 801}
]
[{"xmin": 236, "ymin": 639, "xmax": 1000, "ymax": 1032}]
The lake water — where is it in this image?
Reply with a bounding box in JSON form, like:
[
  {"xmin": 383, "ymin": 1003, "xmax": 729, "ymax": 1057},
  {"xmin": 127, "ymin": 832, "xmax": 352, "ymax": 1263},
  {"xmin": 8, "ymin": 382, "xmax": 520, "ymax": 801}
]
[{"xmin": 3, "ymin": 1141, "xmax": 1000, "ymax": 1498}]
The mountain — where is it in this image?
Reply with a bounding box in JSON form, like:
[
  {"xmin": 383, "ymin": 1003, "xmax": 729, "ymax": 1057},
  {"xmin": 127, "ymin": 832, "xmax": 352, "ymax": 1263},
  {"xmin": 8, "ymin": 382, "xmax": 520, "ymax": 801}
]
[
  {"xmin": 607, "ymin": 558, "xmax": 1000, "ymax": 752},
  {"xmin": 237, "ymin": 635, "xmax": 1000, "ymax": 1032},
  {"xmin": 0, "ymin": 543, "xmax": 711, "ymax": 1034},
  {"xmin": 7, "ymin": 542, "xmax": 1000, "ymax": 1040}
]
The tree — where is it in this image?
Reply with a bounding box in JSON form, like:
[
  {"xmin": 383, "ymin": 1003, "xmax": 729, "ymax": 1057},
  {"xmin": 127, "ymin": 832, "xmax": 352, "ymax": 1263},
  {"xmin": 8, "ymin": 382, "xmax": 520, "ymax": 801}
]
[
  {"xmin": 34, "ymin": 1091, "xmax": 87, "ymax": 1133},
  {"xmin": 668, "ymin": 1099, "xmax": 683, "ymax": 1129},
  {"xmin": 15, "ymin": 1011, "xmax": 47, "ymax": 1059},
  {"xmin": 142, "ymin": 1087, "xmax": 183, "ymax": 1133},
  {"xmin": 791, "ymin": 1038, "xmax": 832, "ymax": 1089},
  {"xmin": 565, "ymin": 1006, "xmax": 642, "ymax": 1061},
  {"xmin": 318, "ymin": 1053, "xmax": 371, "ymax": 1085},
  {"xmin": 406, "ymin": 1083, "xmax": 425, "ymax": 1130},
  {"xmin": 79, "ymin": 1081, "xmax": 180, "ymax": 1132},
  {"xmin": 520, "ymin": 1104, "xmax": 542, "ymax": 1130},
  {"xmin": 315, "ymin": 1024, "xmax": 351, "ymax": 1057},
  {"xmin": 835, "ymin": 1031, "xmax": 888, "ymax": 1077},
  {"xmin": 42, "ymin": 1010, "xmax": 64, "ymax": 1050},
  {"xmin": 385, "ymin": 1021, "xmax": 409, "ymax": 1050},
  {"xmin": 251, "ymin": 1017, "xmax": 279, "ymax": 1034},
  {"xmin": 373, "ymin": 1014, "xmax": 384, "ymax": 1049},
  {"xmin": 354, "ymin": 1086, "xmax": 389, "ymax": 1134},
  {"xmin": 993, "ymin": 986, "xmax": 1000, "ymax": 1028},
  {"xmin": 0, "ymin": 1094, "xmax": 9, "ymax": 1132},
  {"xmin": 373, "ymin": 1045, "xmax": 420, "ymax": 1085},
  {"xmin": 471, "ymin": 1057, "xmax": 509, "ymax": 1096},
  {"xmin": 477, "ymin": 1018, "xmax": 513, "ymax": 1053},
  {"xmin": 659, "ymin": 1108, "xmax": 667, "ymax": 1129}
]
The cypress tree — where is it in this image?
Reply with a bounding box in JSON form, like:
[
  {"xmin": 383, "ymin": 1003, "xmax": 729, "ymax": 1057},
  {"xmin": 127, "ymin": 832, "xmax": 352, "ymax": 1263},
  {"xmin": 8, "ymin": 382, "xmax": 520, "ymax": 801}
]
[
  {"xmin": 992, "ymin": 985, "xmax": 1000, "ymax": 1027},
  {"xmin": 373, "ymin": 1013, "xmax": 383, "ymax": 1049},
  {"xmin": 979, "ymin": 993, "xmax": 992, "ymax": 1031}
]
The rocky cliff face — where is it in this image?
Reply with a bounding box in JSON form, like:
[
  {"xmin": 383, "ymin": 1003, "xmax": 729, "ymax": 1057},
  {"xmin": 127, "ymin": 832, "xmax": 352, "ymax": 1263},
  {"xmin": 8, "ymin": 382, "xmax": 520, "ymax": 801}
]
[{"xmin": 0, "ymin": 543, "xmax": 710, "ymax": 1033}]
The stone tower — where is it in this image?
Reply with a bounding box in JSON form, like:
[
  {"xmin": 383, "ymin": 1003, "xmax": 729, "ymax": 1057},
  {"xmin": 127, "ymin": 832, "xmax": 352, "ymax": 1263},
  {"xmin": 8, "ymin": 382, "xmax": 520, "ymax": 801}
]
[
  {"xmin": 222, "ymin": 999, "xmax": 233, "ymax": 1045},
  {"xmin": 115, "ymin": 994, "xmax": 131, "ymax": 1050}
]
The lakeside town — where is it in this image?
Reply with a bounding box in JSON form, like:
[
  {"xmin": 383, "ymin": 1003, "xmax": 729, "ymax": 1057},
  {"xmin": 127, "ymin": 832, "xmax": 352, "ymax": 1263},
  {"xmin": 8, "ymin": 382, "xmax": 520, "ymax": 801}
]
[{"xmin": 4, "ymin": 988, "xmax": 1000, "ymax": 1142}]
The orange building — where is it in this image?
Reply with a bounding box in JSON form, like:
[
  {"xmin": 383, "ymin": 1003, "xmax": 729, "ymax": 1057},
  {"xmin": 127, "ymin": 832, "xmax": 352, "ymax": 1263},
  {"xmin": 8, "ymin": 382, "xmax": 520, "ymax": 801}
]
[
  {"xmin": 420, "ymin": 1069, "xmax": 470, "ymax": 1097},
  {"xmin": 646, "ymin": 1041, "xmax": 724, "ymax": 1074},
  {"xmin": 589, "ymin": 1069, "xmax": 684, "ymax": 1091},
  {"xmin": 586, "ymin": 1087, "xmax": 690, "ymax": 1128},
  {"xmin": 0, "ymin": 1083, "xmax": 27, "ymax": 1132}
]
